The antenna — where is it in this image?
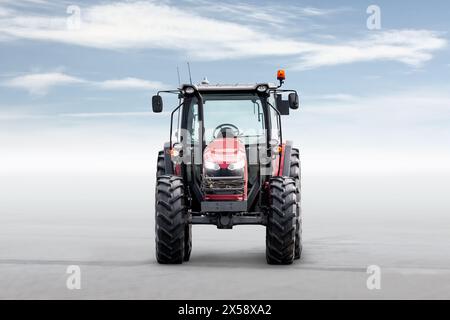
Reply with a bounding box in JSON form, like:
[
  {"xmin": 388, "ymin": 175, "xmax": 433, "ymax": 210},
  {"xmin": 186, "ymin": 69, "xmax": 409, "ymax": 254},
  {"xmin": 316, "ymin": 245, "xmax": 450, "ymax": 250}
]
[
  {"xmin": 176, "ymin": 66, "xmax": 181, "ymax": 87},
  {"xmin": 187, "ymin": 62, "xmax": 193, "ymax": 85}
]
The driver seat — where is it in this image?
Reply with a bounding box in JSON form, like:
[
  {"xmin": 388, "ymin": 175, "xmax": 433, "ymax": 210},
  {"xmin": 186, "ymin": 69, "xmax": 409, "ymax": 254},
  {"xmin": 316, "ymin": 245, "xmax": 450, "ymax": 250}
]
[{"xmin": 219, "ymin": 127, "xmax": 237, "ymax": 138}]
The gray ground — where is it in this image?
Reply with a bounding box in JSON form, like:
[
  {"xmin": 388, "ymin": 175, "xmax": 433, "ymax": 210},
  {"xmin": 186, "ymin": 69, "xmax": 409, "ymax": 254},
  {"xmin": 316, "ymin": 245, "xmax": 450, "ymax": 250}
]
[{"xmin": 1, "ymin": 172, "xmax": 450, "ymax": 299}]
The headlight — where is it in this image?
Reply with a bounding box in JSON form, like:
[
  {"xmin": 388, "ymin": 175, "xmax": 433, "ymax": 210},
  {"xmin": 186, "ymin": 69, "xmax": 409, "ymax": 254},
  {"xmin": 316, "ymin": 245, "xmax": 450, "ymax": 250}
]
[
  {"xmin": 272, "ymin": 146, "xmax": 282, "ymax": 155},
  {"xmin": 184, "ymin": 86, "xmax": 195, "ymax": 95},
  {"xmin": 204, "ymin": 161, "xmax": 220, "ymax": 171},
  {"xmin": 171, "ymin": 149, "xmax": 180, "ymax": 157},
  {"xmin": 171, "ymin": 143, "xmax": 182, "ymax": 157},
  {"xmin": 228, "ymin": 160, "xmax": 245, "ymax": 171},
  {"xmin": 256, "ymin": 85, "xmax": 268, "ymax": 93}
]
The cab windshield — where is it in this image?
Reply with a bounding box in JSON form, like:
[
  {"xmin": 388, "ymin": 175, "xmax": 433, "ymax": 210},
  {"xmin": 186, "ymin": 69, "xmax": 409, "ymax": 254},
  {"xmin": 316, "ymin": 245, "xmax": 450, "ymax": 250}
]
[{"xmin": 188, "ymin": 94, "xmax": 267, "ymax": 145}]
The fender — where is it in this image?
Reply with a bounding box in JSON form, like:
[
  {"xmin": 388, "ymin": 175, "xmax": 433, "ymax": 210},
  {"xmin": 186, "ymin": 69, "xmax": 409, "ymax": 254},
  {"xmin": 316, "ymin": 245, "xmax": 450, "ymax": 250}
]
[
  {"xmin": 163, "ymin": 142, "xmax": 173, "ymax": 175},
  {"xmin": 281, "ymin": 140, "xmax": 293, "ymax": 176}
]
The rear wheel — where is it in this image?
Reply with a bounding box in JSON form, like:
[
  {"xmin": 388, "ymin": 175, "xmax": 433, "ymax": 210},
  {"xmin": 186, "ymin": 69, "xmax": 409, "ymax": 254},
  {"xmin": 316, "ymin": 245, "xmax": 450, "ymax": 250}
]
[
  {"xmin": 266, "ymin": 177, "xmax": 297, "ymax": 265},
  {"xmin": 290, "ymin": 148, "xmax": 302, "ymax": 260},
  {"xmin": 155, "ymin": 175, "xmax": 188, "ymax": 264}
]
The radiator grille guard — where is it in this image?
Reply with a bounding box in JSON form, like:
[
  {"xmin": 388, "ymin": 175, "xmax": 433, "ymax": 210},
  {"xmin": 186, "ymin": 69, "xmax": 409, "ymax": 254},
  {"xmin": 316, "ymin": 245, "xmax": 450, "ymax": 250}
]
[{"xmin": 202, "ymin": 176, "xmax": 245, "ymax": 195}]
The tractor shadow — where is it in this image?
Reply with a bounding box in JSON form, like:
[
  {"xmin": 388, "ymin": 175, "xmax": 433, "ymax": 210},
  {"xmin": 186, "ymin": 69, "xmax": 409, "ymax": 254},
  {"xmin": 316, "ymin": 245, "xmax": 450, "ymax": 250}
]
[
  {"xmin": 0, "ymin": 258, "xmax": 153, "ymax": 267},
  {"xmin": 186, "ymin": 249, "xmax": 365, "ymax": 273},
  {"xmin": 0, "ymin": 256, "xmax": 366, "ymax": 273},
  {"xmin": 187, "ymin": 250, "xmax": 269, "ymax": 269}
]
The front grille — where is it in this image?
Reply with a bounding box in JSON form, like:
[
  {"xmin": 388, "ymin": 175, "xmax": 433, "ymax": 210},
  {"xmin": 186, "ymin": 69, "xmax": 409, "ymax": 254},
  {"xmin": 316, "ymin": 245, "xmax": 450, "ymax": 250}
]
[{"xmin": 202, "ymin": 176, "xmax": 245, "ymax": 195}]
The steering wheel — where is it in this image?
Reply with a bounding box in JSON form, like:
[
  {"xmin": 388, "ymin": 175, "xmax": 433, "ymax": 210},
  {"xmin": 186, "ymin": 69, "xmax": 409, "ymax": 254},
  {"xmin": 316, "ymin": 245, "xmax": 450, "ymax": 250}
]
[{"xmin": 213, "ymin": 123, "xmax": 240, "ymax": 138}]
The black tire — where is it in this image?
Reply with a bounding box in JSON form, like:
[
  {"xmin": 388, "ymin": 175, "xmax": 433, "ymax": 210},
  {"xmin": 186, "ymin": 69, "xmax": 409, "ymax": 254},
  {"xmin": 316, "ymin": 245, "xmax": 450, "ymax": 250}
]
[
  {"xmin": 156, "ymin": 150, "xmax": 165, "ymax": 177},
  {"xmin": 290, "ymin": 148, "xmax": 302, "ymax": 260},
  {"xmin": 156, "ymin": 151, "xmax": 192, "ymax": 261},
  {"xmin": 290, "ymin": 148, "xmax": 301, "ymax": 200},
  {"xmin": 155, "ymin": 175, "xmax": 188, "ymax": 264},
  {"xmin": 266, "ymin": 177, "xmax": 297, "ymax": 265},
  {"xmin": 184, "ymin": 223, "xmax": 192, "ymax": 261},
  {"xmin": 294, "ymin": 206, "xmax": 302, "ymax": 260}
]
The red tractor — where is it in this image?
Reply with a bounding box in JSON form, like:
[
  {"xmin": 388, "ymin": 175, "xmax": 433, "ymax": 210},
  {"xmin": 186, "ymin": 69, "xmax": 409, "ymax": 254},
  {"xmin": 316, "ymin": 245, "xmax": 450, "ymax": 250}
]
[{"xmin": 152, "ymin": 70, "xmax": 301, "ymax": 264}]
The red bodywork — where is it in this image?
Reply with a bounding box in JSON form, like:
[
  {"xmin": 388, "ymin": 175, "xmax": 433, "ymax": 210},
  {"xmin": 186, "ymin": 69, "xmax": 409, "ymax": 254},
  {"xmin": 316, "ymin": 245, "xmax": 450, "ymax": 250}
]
[
  {"xmin": 203, "ymin": 137, "xmax": 247, "ymax": 201},
  {"xmin": 271, "ymin": 143, "xmax": 286, "ymax": 177},
  {"xmin": 172, "ymin": 141, "xmax": 286, "ymax": 200}
]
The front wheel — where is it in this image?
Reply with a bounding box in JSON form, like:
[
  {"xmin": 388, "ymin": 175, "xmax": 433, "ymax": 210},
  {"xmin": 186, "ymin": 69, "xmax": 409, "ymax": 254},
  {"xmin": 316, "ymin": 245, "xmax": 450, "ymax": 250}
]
[
  {"xmin": 266, "ymin": 177, "xmax": 297, "ymax": 265},
  {"xmin": 184, "ymin": 223, "xmax": 192, "ymax": 261},
  {"xmin": 155, "ymin": 175, "xmax": 189, "ymax": 264},
  {"xmin": 289, "ymin": 148, "xmax": 302, "ymax": 260}
]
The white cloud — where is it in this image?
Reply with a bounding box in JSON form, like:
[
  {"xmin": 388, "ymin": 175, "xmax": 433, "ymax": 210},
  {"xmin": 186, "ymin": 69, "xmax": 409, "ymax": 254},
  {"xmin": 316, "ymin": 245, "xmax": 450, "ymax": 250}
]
[
  {"xmin": 0, "ymin": 113, "xmax": 47, "ymax": 120},
  {"xmin": 2, "ymin": 72, "xmax": 167, "ymax": 94},
  {"xmin": 0, "ymin": 7, "xmax": 12, "ymax": 17},
  {"xmin": 60, "ymin": 112, "xmax": 154, "ymax": 118},
  {"xmin": 97, "ymin": 78, "xmax": 166, "ymax": 90},
  {"xmin": 305, "ymin": 93, "xmax": 357, "ymax": 101},
  {"xmin": 295, "ymin": 87, "xmax": 450, "ymax": 148},
  {"xmin": 3, "ymin": 72, "xmax": 84, "ymax": 95},
  {"xmin": 0, "ymin": 0, "xmax": 49, "ymax": 4},
  {"xmin": 300, "ymin": 7, "xmax": 338, "ymax": 16},
  {"xmin": 279, "ymin": 87, "xmax": 450, "ymax": 175},
  {"xmin": 188, "ymin": 1, "xmax": 347, "ymax": 27},
  {"xmin": 292, "ymin": 30, "xmax": 447, "ymax": 70},
  {"xmin": 303, "ymin": 88, "xmax": 450, "ymax": 123},
  {"xmin": 0, "ymin": 1, "xmax": 446, "ymax": 69}
]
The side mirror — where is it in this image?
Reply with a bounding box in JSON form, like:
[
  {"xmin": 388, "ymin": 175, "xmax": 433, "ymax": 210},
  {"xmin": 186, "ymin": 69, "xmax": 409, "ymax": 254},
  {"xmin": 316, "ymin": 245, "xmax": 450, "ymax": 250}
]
[
  {"xmin": 288, "ymin": 93, "xmax": 299, "ymax": 109},
  {"xmin": 152, "ymin": 95, "xmax": 163, "ymax": 113},
  {"xmin": 275, "ymin": 94, "xmax": 289, "ymax": 115}
]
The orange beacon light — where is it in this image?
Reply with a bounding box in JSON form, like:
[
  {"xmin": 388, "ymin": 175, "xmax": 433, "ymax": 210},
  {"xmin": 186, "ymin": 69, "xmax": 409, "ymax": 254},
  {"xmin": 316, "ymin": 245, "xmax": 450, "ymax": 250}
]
[{"xmin": 277, "ymin": 69, "xmax": 285, "ymax": 87}]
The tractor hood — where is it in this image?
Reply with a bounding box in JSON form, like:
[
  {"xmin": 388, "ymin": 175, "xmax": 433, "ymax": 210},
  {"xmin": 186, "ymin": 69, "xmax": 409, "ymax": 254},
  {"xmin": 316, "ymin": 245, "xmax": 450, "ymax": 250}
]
[
  {"xmin": 203, "ymin": 137, "xmax": 246, "ymax": 170},
  {"xmin": 203, "ymin": 137, "xmax": 248, "ymax": 201},
  {"xmin": 204, "ymin": 138, "xmax": 246, "ymax": 169}
]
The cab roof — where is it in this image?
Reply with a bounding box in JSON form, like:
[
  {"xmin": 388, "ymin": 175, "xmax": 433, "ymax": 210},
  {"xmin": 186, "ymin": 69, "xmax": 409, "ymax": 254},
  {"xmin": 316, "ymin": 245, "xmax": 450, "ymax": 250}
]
[{"xmin": 181, "ymin": 83, "xmax": 277, "ymax": 92}]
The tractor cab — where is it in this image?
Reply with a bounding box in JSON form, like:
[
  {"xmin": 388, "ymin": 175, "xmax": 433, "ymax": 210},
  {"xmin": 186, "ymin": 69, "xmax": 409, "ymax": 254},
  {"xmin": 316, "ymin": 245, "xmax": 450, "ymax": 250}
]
[{"xmin": 152, "ymin": 70, "xmax": 302, "ymax": 265}]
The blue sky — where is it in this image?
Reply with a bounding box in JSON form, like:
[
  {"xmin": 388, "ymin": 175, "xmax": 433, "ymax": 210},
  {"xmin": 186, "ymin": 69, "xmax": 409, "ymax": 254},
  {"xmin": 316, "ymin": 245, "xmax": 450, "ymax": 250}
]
[{"xmin": 1, "ymin": 0, "xmax": 450, "ymax": 174}]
